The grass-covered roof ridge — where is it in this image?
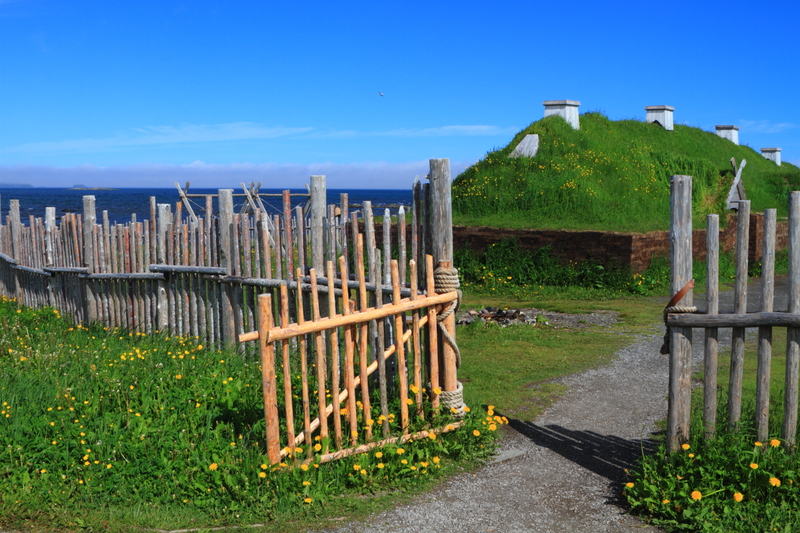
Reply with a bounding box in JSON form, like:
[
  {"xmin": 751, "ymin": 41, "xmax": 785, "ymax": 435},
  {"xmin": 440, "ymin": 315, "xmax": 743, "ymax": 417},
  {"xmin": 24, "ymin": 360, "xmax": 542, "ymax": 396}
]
[{"xmin": 452, "ymin": 112, "xmax": 800, "ymax": 233}]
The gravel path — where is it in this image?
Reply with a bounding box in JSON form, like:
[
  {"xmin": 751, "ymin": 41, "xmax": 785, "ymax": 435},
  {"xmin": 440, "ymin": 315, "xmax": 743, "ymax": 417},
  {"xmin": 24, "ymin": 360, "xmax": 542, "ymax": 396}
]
[
  {"xmin": 322, "ymin": 330, "xmax": 671, "ymax": 532},
  {"xmin": 321, "ymin": 276, "xmax": 787, "ymax": 533}
]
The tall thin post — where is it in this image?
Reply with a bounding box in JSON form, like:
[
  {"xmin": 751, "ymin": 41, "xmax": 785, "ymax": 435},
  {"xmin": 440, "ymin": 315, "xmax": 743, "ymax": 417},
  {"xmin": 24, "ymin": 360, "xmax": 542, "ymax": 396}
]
[
  {"xmin": 703, "ymin": 214, "xmax": 719, "ymax": 439},
  {"xmin": 218, "ymin": 189, "xmax": 238, "ymax": 346},
  {"xmin": 667, "ymin": 175, "xmax": 693, "ymax": 453},
  {"xmin": 784, "ymin": 192, "xmax": 800, "ymax": 445},
  {"xmin": 258, "ymin": 293, "xmax": 281, "ymax": 465},
  {"xmin": 83, "ymin": 196, "xmax": 98, "ymax": 322},
  {"xmin": 756, "ymin": 209, "xmax": 776, "ymax": 442},
  {"xmin": 310, "ymin": 175, "xmax": 326, "ymax": 273},
  {"xmin": 729, "ymin": 200, "xmax": 751, "ymax": 431}
]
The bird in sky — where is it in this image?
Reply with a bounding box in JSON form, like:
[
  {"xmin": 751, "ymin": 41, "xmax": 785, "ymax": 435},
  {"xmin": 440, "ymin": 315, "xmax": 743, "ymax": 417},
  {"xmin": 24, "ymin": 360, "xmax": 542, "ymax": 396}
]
[{"xmin": 378, "ymin": 92, "xmax": 384, "ymax": 96}]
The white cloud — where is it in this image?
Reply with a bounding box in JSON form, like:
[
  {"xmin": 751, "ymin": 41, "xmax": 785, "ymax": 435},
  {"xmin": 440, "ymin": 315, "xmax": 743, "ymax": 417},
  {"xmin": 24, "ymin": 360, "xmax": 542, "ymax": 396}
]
[
  {"xmin": 739, "ymin": 120, "xmax": 798, "ymax": 134},
  {"xmin": 0, "ymin": 159, "xmax": 476, "ymax": 190},
  {"xmin": 0, "ymin": 122, "xmax": 517, "ymax": 156}
]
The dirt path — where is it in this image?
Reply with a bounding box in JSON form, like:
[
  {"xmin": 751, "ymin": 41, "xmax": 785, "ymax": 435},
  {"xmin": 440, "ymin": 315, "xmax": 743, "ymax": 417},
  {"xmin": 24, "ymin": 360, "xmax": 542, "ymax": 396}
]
[{"xmin": 322, "ymin": 331, "xmax": 669, "ymax": 533}]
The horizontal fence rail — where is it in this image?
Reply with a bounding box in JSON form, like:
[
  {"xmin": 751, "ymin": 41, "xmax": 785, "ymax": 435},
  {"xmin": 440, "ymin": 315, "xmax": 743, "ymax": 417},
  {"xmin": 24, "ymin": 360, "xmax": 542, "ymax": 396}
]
[{"xmin": 667, "ymin": 178, "xmax": 800, "ymax": 452}]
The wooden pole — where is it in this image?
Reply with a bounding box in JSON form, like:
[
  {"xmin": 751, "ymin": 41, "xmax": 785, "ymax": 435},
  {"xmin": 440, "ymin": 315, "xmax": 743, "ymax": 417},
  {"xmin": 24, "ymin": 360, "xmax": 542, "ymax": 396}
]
[
  {"xmin": 784, "ymin": 192, "xmax": 800, "ymax": 446},
  {"xmin": 258, "ymin": 294, "xmax": 281, "ymax": 465},
  {"xmin": 82, "ymin": 196, "xmax": 98, "ymax": 323},
  {"xmin": 310, "ymin": 175, "xmax": 326, "ymax": 273},
  {"xmin": 667, "ymin": 175, "xmax": 693, "ymax": 453},
  {"xmin": 218, "ymin": 189, "xmax": 238, "ymax": 347},
  {"xmin": 703, "ymin": 214, "xmax": 719, "ymax": 439},
  {"xmin": 755, "ymin": 209, "xmax": 776, "ymax": 442},
  {"xmin": 729, "ymin": 200, "xmax": 750, "ymax": 431}
]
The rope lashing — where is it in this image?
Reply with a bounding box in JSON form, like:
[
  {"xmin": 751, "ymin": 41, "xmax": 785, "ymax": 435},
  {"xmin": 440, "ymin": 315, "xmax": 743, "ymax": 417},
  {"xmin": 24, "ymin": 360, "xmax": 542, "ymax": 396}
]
[
  {"xmin": 659, "ymin": 279, "xmax": 698, "ymax": 355},
  {"xmin": 433, "ymin": 265, "xmax": 462, "ymax": 368},
  {"xmin": 439, "ymin": 382, "xmax": 466, "ymax": 418}
]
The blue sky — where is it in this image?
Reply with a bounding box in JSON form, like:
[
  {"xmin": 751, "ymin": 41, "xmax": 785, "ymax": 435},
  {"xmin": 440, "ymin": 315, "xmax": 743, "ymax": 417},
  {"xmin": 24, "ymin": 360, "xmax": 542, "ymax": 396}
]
[{"xmin": 1, "ymin": 0, "xmax": 798, "ymax": 189}]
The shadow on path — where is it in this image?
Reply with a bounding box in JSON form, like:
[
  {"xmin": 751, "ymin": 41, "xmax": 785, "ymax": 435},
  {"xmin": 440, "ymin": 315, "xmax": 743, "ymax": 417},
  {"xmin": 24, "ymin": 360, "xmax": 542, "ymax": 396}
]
[{"xmin": 509, "ymin": 419, "xmax": 660, "ymax": 503}]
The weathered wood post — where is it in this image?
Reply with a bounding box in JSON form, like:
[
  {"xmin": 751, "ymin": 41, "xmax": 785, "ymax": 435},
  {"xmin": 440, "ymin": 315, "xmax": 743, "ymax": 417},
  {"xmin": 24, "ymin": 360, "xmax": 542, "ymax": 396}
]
[
  {"xmin": 755, "ymin": 209, "xmax": 776, "ymax": 442},
  {"xmin": 156, "ymin": 204, "xmax": 171, "ymax": 332},
  {"xmin": 45, "ymin": 207, "xmax": 56, "ymax": 305},
  {"xmin": 729, "ymin": 200, "xmax": 750, "ymax": 431},
  {"xmin": 9, "ymin": 200, "xmax": 22, "ymax": 305},
  {"xmin": 668, "ymin": 175, "xmax": 693, "ymax": 452},
  {"xmin": 218, "ymin": 189, "xmax": 239, "ymax": 347},
  {"xmin": 310, "ymin": 175, "xmax": 326, "ymax": 273},
  {"xmin": 704, "ymin": 214, "xmax": 719, "ymax": 438},
  {"xmin": 784, "ymin": 192, "xmax": 800, "ymax": 445},
  {"xmin": 428, "ymin": 159, "xmax": 459, "ymax": 397},
  {"xmin": 83, "ymin": 196, "xmax": 98, "ymax": 323}
]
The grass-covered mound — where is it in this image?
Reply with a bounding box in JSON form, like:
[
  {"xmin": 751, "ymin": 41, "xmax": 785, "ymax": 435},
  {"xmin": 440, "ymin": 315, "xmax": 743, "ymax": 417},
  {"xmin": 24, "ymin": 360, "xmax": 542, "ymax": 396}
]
[{"xmin": 452, "ymin": 112, "xmax": 800, "ymax": 232}]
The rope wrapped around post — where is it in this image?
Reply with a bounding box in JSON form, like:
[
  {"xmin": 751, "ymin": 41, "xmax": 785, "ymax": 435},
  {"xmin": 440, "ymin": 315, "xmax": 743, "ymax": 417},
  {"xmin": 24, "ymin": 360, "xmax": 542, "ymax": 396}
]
[
  {"xmin": 659, "ymin": 279, "xmax": 697, "ymax": 355},
  {"xmin": 433, "ymin": 264, "xmax": 466, "ymax": 416}
]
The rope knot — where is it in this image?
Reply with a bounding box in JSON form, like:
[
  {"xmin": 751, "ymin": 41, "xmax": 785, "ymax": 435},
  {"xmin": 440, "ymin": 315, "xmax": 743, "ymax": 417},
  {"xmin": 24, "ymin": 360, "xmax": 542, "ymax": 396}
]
[
  {"xmin": 433, "ymin": 265, "xmax": 462, "ymax": 367},
  {"xmin": 659, "ymin": 279, "xmax": 698, "ymax": 354}
]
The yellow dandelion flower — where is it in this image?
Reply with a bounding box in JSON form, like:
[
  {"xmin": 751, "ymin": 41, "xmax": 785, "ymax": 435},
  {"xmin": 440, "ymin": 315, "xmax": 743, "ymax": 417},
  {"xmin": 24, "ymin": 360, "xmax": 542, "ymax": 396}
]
[
  {"xmin": 770, "ymin": 477, "xmax": 781, "ymax": 487},
  {"xmin": 463, "ymin": 406, "xmax": 471, "ymax": 413},
  {"xmin": 314, "ymin": 443, "xmax": 322, "ymax": 452},
  {"xmin": 396, "ymin": 448, "xmax": 405, "ymax": 455},
  {"xmin": 770, "ymin": 439, "xmax": 781, "ymax": 448},
  {"xmin": 625, "ymin": 482, "xmax": 634, "ymax": 488},
  {"xmin": 750, "ymin": 463, "xmax": 758, "ymax": 469},
  {"xmin": 405, "ymin": 398, "xmax": 413, "ymax": 405},
  {"xmin": 410, "ymin": 385, "xmax": 419, "ymax": 394},
  {"xmin": 473, "ymin": 430, "xmax": 480, "ymax": 437},
  {"xmin": 433, "ymin": 387, "xmax": 442, "ymax": 395},
  {"xmin": 175, "ymin": 374, "xmax": 182, "ymax": 380},
  {"xmin": 375, "ymin": 452, "xmax": 383, "ymax": 458},
  {"xmin": 681, "ymin": 443, "xmax": 690, "ymax": 451},
  {"xmin": 258, "ymin": 472, "xmax": 266, "ymax": 478},
  {"xmin": 428, "ymin": 432, "xmax": 437, "ymax": 440},
  {"xmin": 733, "ymin": 492, "xmax": 743, "ymax": 502},
  {"xmin": 377, "ymin": 463, "xmax": 385, "ymax": 469},
  {"xmin": 302, "ymin": 480, "xmax": 311, "ymax": 486},
  {"xmin": 755, "ymin": 441, "xmax": 763, "ymax": 447},
  {"xmin": 209, "ymin": 463, "xmax": 218, "ymax": 471},
  {"xmin": 300, "ymin": 464, "xmax": 309, "ymax": 471},
  {"xmin": 304, "ymin": 497, "xmax": 312, "ymax": 504},
  {"xmin": 690, "ymin": 490, "xmax": 702, "ymax": 501}
]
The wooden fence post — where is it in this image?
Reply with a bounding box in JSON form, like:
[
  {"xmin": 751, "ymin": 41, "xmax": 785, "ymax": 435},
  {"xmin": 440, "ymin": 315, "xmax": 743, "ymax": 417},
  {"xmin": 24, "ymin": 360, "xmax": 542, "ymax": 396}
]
[
  {"xmin": 428, "ymin": 158, "xmax": 458, "ymax": 394},
  {"xmin": 83, "ymin": 196, "xmax": 98, "ymax": 323},
  {"xmin": 729, "ymin": 200, "xmax": 750, "ymax": 431},
  {"xmin": 310, "ymin": 175, "xmax": 326, "ymax": 273},
  {"xmin": 755, "ymin": 209, "xmax": 776, "ymax": 442},
  {"xmin": 156, "ymin": 204, "xmax": 171, "ymax": 332},
  {"xmin": 218, "ymin": 189, "xmax": 238, "ymax": 347},
  {"xmin": 704, "ymin": 214, "xmax": 719, "ymax": 439},
  {"xmin": 784, "ymin": 192, "xmax": 800, "ymax": 445},
  {"xmin": 258, "ymin": 293, "xmax": 281, "ymax": 464},
  {"xmin": 667, "ymin": 175, "xmax": 693, "ymax": 453},
  {"xmin": 9, "ymin": 200, "xmax": 22, "ymax": 305}
]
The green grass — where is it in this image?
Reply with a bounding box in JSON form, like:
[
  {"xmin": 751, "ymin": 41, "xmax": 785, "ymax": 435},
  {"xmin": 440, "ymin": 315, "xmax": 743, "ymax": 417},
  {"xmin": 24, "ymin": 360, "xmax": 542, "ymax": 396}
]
[
  {"xmin": 0, "ymin": 298, "xmax": 503, "ymax": 532},
  {"xmin": 452, "ymin": 112, "xmax": 800, "ymax": 232},
  {"xmin": 625, "ymin": 325, "xmax": 800, "ymax": 532}
]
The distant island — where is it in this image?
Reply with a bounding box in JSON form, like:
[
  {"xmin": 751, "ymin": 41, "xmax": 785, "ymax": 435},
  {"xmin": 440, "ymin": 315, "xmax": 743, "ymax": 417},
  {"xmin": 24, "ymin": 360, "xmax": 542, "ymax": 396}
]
[
  {"xmin": 0, "ymin": 183, "xmax": 34, "ymax": 188},
  {"xmin": 68, "ymin": 186, "xmax": 116, "ymax": 191}
]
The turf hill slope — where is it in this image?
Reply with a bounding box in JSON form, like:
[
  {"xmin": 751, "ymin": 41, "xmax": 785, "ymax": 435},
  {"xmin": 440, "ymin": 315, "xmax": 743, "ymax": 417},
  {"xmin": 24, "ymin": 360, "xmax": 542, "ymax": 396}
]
[{"xmin": 452, "ymin": 112, "xmax": 800, "ymax": 233}]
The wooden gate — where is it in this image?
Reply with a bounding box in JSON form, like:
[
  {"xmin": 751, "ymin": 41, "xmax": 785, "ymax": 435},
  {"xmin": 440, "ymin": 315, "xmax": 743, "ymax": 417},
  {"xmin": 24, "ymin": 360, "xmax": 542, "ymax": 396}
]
[
  {"xmin": 665, "ymin": 175, "xmax": 799, "ymax": 452},
  {"xmin": 239, "ymin": 253, "xmax": 460, "ymax": 465}
]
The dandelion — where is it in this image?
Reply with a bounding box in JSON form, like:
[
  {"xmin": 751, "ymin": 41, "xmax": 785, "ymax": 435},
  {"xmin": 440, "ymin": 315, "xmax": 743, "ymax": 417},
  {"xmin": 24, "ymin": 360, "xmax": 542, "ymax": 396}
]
[
  {"xmin": 463, "ymin": 406, "xmax": 471, "ymax": 413},
  {"xmin": 750, "ymin": 463, "xmax": 758, "ymax": 469},
  {"xmin": 375, "ymin": 452, "xmax": 383, "ymax": 459},
  {"xmin": 410, "ymin": 384, "xmax": 419, "ymax": 394},
  {"xmin": 300, "ymin": 464, "xmax": 309, "ymax": 471},
  {"xmin": 314, "ymin": 443, "xmax": 322, "ymax": 452},
  {"xmin": 770, "ymin": 439, "xmax": 781, "ymax": 448},
  {"xmin": 377, "ymin": 463, "xmax": 385, "ymax": 469},
  {"xmin": 662, "ymin": 499, "xmax": 670, "ymax": 504},
  {"xmin": 304, "ymin": 497, "xmax": 312, "ymax": 504},
  {"xmin": 690, "ymin": 490, "xmax": 702, "ymax": 501},
  {"xmin": 770, "ymin": 477, "xmax": 781, "ymax": 487},
  {"xmin": 428, "ymin": 432, "xmax": 437, "ymax": 440},
  {"xmin": 433, "ymin": 387, "xmax": 442, "ymax": 395},
  {"xmin": 688, "ymin": 453, "xmax": 695, "ymax": 458},
  {"xmin": 405, "ymin": 398, "xmax": 413, "ymax": 406},
  {"xmin": 625, "ymin": 482, "xmax": 634, "ymax": 488},
  {"xmin": 681, "ymin": 443, "xmax": 690, "ymax": 451},
  {"xmin": 755, "ymin": 441, "xmax": 763, "ymax": 447},
  {"xmin": 260, "ymin": 464, "xmax": 267, "ymax": 469},
  {"xmin": 209, "ymin": 463, "xmax": 218, "ymax": 471},
  {"xmin": 733, "ymin": 492, "xmax": 743, "ymax": 502},
  {"xmin": 473, "ymin": 430, "xmax": 481, "ymax": 436},
  {"xmin": 302, "ymin": 480, "xmax": 311, "ymax": 486},
  {"xmin": 175, "ymin": 374, "xmax": 182, "ymax": 380},
  {"xmin": 106, "ymin": 464, "xmax": 112, "ymax": 469},
  {"xmin": 396, "ymin": 448, "xmax": 405, "ymax": 455}
]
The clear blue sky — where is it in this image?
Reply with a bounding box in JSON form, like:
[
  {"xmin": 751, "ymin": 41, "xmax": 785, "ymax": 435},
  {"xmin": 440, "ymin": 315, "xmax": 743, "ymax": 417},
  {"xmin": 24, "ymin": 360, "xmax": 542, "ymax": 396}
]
[{"xmin": 1, "ymin": 0, "xmax": 798, "ymax": 189}]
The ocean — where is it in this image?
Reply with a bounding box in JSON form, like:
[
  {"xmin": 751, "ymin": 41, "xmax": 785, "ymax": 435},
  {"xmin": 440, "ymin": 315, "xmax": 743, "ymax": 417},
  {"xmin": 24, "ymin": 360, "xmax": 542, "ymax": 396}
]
[{"xmin": 0, "ymin": 187, "xmax": 412, "ymax": 224}]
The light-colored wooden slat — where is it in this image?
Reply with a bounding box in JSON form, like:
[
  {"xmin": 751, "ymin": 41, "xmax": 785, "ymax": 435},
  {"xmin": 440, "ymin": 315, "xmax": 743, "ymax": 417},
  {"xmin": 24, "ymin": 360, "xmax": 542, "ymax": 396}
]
[
  {"xmin": 426, "ymin": 254, "xmax": 440, "ymax": 409},
  {"xmin": 327, "ymin": 260, "xmax": 342, "ymax": 450},
  {"xmin": 704, "ymin": 214, "xmax": 719, "ymax": 439},
  {"xmin": 756, "ymin": 209, "xmax": 776, "ymax": 442},
  {"xmin": 729, "ymin": 200, "xmax": 750, "ymax": 431},
  {"xmin": 339, "ymin": 255, "xmax": 359, "ymax": 445},
  {"xmin": 784, "ymin": 192, "xmax": 800, "ymax": 445},
  {"xmin": 373, "ymin": 249, "xmax": 390, "ymax": 437},
  {"xmin": 391, "ymin": 260, "xmax": 409, "ymax": 432},
  {"xmin": 296, "ymin": 268, "xmax": 312, "ymax": 460},
  {"xmin": 356, "ymin": 234, "xmax": 373, "ymax": 441},
  {"xmin": 309, "ymin": 268, "xmax": 329, "ymax": 446},
  {"xmin": 279, "ymin": 284, "xmax": 296, "ymax": 451},
  {"xmin": 283, "ymin": 191, "xmax": 294, "ymax": 280},
  {"xmin": 410, "ymin": 260, "xmax": 423, "ymax": 418},
  {"xmin": 258, "ymin": 293, "xmax": 281, "ymax": 464}
]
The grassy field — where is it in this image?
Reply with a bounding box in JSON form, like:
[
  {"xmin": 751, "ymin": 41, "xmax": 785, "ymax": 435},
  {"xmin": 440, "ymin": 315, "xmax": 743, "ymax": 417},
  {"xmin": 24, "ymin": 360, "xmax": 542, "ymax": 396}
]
[{"xmin": 452, "ymin": 112, "xmax": 800, "ymax": 232}]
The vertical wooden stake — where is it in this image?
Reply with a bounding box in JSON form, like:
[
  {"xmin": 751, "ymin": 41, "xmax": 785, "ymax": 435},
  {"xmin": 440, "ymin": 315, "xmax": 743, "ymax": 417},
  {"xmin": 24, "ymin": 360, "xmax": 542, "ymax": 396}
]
[
  {"xmin": 756, "ymin": 209, "xmax": 776, "ymax": 442},
  {"xmin": 310, "ymin": 175, "xmax": 326, "ymax": 273},
  {"xmin": 667, "ymin": 175, "xmax": 693, "ymax": 453},
  {"xmin": 258, "ymin": 294, "xmax": 281, "ymax": 465},
  {"xmin": 703, "ymin": 214, "xmax": 719, "ymax": 439},
  {"xmin": 784, "ymin": 192, "xmax": 800, "ymax": 446},
  {"xmin": 729, "ymin": 200, "xmax": 750, "ymax": 431},
  {"xmin": 391, "ymin": 260, "xmax": 409, "ymax": 432}
]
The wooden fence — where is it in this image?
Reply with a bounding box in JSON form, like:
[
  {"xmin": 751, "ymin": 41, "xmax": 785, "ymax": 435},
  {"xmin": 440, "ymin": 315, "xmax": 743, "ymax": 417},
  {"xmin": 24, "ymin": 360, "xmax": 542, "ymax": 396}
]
[
  {"xmin": 0, "ymin": 160, "xmax": 457, "ymax": 350},
  {"xmin": 665, "ymin": 175, "xmax": 800, "ymax": 452}
]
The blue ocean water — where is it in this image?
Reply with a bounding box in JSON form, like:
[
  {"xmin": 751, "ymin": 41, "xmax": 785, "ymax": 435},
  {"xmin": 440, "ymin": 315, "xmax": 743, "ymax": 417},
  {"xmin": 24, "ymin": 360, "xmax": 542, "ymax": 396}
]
[{"xmin": 0, "ymin": 187, "xmax": 412, "ymax": 224}]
